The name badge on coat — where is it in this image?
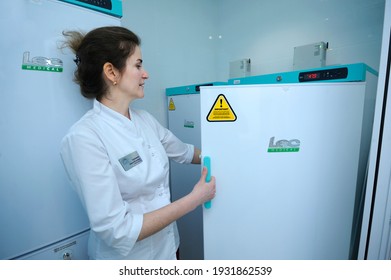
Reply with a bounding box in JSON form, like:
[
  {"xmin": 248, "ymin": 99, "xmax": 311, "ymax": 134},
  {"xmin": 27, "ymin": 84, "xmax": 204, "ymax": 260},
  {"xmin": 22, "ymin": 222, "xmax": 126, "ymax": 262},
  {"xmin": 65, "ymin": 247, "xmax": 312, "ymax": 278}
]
[{"xmin": 118, "ymin": 151, "xmax": 143, "ymax": 171}]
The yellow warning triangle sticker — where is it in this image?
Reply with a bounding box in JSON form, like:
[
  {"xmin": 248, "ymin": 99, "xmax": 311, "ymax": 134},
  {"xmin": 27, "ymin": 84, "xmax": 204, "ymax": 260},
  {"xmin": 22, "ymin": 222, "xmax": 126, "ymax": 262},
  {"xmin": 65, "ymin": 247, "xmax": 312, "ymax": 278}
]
[
  {"xmin": 206, "ymin": 94, "xmax": 237, "ymax": 122},
  {"xmin": 168, "ymin": 98, "xmax": 176, "ymax": 111}
]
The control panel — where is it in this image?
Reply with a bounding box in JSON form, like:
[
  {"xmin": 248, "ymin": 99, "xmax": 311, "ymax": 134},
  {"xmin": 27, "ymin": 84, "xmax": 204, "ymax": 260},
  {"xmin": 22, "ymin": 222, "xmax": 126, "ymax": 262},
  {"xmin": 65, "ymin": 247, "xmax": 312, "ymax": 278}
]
[
  {"xmin": 59, "ymin": 0, "xmax": 122, "ymax": 17},
  {"xmin": 77, "ymin": 0, "xmax": 112, "ymax": 10},
  {"xmin": 299, "ymin": 67, "xmax": 348, "ymax": 82}
]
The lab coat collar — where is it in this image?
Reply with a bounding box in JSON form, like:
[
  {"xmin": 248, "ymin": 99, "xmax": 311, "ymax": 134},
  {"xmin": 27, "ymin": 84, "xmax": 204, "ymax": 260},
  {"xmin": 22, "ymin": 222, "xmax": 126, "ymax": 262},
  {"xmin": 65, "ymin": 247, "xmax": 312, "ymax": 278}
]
[{"xmin": 93, "ymin": 99, "xmax": 133, "ymax": 127}]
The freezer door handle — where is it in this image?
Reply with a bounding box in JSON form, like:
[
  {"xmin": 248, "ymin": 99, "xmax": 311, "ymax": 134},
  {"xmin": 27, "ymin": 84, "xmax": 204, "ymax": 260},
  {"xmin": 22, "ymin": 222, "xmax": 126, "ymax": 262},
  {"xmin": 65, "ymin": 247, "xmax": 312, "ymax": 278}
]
[{"xmin": 203, "ymin": 156, "xmax": 212, "ymax": 209}]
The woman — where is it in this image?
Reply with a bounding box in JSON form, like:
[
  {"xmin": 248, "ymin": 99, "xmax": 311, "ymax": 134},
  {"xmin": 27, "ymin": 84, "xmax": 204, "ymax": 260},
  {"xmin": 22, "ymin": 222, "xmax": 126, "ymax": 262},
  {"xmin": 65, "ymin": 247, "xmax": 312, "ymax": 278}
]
[{"xmin": 60, "ymin": 26, "xmax": 216, "ymax": 260}]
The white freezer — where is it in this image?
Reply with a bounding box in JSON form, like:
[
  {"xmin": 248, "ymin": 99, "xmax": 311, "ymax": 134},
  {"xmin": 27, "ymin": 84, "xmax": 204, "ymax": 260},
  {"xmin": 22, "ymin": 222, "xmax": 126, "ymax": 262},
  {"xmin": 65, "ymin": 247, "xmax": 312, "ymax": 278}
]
[
  {"xmin": 358, "ymin": 0, "xmax": 391, "ymax": 260},
  {"xmin": 0, "ymin": 0, "xmax": 121, "ymax": 260},
  {"xmin": 167, "ymin": 93, "xmax": 204, "ymax": 260},
  {"xmin": 201, "ymin": 82, "xmax": 376, "ymax": 259}
]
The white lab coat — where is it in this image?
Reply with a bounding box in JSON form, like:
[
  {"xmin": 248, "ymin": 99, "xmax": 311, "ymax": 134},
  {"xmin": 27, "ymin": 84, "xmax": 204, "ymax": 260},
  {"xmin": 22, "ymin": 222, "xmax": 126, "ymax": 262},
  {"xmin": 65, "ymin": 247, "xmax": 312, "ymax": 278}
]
[{"xmin": 60, "ymin": 100, "xmax": 194, "ymax": 259}]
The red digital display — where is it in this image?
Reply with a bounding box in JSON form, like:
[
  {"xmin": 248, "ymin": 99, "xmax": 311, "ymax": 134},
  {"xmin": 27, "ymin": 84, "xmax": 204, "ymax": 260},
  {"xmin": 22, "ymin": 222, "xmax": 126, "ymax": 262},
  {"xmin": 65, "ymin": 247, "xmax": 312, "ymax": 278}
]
[{"xmin": 304, "ymin": 73, "xmax": 319, "ymax": 80}]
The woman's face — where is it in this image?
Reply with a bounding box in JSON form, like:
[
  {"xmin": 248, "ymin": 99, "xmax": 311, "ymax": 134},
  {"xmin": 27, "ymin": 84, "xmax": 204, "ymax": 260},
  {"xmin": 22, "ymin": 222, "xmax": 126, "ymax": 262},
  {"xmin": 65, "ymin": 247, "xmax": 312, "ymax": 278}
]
[{"xmin": 118, "ymin": 46, "xmax": 149, "ymax": 101}]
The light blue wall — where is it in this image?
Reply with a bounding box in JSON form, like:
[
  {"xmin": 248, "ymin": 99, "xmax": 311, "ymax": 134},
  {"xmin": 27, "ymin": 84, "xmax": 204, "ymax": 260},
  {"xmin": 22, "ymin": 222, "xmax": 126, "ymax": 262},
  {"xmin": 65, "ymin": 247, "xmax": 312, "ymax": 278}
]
[
  {"xmin": 122, "ymin": 0, "xmax": 385, "ymax": 127},
  {"xmin": 122, "ymin": 0, "xmax": 219, "ymax": 126},
  {"xmin": 215, "ymin": 0, "xmax": 385, "ymax": 80}
]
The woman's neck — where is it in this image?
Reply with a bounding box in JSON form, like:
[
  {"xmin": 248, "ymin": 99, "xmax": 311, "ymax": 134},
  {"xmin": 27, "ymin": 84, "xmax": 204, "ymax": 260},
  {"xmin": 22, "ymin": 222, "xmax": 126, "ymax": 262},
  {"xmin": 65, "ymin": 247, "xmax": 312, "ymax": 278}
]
[{"xmin": 100, "ymin": 95, "xmax": 131, "ymax": 119}]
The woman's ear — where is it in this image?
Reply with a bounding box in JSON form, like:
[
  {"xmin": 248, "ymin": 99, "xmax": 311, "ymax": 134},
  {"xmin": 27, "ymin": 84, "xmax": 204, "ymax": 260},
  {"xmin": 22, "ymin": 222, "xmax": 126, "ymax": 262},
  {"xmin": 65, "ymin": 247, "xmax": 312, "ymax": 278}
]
[{"xmin": 103, "ymin": 62, "xmax": 119, "ymax": 85}]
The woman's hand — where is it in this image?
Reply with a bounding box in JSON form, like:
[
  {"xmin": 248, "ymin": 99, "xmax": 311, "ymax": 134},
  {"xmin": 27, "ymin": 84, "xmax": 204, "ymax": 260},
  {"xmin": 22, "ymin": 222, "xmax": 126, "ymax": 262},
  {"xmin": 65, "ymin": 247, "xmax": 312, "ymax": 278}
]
[
  {"xmin": 138, "ymin": 167, "xmax": 216, "ymax": 241},
  {"xmin": 190, "ymin": 166, "xmax": 216, "ymax": 206}
]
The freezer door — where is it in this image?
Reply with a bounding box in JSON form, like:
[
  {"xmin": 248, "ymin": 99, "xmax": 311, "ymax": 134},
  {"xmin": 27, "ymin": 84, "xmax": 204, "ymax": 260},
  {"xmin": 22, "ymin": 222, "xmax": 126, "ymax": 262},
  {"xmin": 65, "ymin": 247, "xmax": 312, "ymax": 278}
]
[{"xmin": 201, "ymin": 82, "xmax": 370, "ymax": 259}]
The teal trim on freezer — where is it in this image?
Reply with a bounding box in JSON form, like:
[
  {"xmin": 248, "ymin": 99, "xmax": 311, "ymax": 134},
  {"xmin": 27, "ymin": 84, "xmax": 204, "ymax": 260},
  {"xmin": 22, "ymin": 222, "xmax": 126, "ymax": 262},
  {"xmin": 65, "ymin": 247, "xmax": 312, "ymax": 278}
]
[
  {"xmin": 228, "ymin": 63, "xmax": 378, "ymax": 85},
  {"xmin": 166, "ymin": 82, "xmax": 226, "ymax": 96},
  {"xmin": 59, "ymin": 0, "xmax": 122, "ymax": 18},
  {"xmin": 230, "ymin": 71, "xmax": 299, "ymax": 85}
]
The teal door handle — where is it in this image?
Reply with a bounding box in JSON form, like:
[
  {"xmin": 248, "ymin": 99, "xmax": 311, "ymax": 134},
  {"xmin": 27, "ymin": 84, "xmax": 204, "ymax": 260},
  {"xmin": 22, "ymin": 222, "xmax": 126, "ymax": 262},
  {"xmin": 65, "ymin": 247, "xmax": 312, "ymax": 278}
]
[{"xmin": 203, "ymin": 156, "xmax": 212, "ymax": 209}]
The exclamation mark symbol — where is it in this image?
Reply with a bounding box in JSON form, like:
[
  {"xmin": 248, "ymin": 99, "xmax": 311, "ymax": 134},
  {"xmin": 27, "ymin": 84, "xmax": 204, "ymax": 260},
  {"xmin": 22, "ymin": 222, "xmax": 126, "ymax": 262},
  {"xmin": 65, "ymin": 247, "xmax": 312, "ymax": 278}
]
[{"xmin": 220, "ymin": 98, "xmax": 223, "ymax": 107}]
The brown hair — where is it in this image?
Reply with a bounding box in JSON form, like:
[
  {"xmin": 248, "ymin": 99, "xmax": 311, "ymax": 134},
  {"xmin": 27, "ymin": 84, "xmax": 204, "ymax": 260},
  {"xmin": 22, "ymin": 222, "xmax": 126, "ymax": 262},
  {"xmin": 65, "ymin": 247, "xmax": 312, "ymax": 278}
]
[{"xmin": 62, "ymin": 26, "xmax": 140, "ymax": 100}]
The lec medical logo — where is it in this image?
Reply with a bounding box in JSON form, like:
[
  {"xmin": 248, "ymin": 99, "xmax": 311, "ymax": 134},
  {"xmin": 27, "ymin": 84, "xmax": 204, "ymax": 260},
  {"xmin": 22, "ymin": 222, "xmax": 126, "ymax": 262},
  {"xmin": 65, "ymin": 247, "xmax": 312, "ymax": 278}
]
[
  {"xmin": 22, "ymin": 51, "xmax": 63, "ymax": 72},
  {"xmin": 268, "ymin": 137, "xmax": 301, "ymax": 153}
]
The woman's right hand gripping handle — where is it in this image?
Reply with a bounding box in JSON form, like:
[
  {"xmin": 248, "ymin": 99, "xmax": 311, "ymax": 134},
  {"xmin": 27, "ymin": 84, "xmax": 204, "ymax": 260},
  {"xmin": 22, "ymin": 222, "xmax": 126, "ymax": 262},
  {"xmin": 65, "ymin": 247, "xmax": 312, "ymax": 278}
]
[{"xmin": 191, "ymin": 166, "xmax": 216, "ymax": 208}]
